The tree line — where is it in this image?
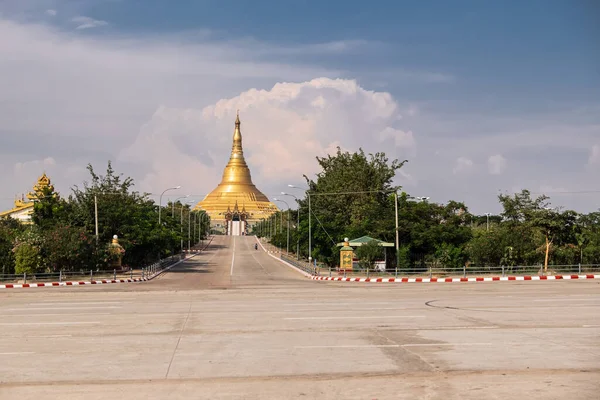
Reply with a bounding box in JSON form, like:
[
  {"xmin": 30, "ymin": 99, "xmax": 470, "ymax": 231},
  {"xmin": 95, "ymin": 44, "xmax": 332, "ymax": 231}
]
[
  {"xmin": 255, "ymin": 148, "xmax": 600, "ymax": 272},
  {"xmin": 0, "ymin": 162, "xmax": 210, "ymax": 275}
]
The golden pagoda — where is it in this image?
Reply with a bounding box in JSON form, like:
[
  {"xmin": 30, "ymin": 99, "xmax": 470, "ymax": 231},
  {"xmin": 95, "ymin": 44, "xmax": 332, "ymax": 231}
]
[
  {"xmin": 0, "ymin": 173, "xmax": 56, "ymax": 223},
  {"xmin": 194, "ymin": 112, "xmax": 277, "ymax": 234}
]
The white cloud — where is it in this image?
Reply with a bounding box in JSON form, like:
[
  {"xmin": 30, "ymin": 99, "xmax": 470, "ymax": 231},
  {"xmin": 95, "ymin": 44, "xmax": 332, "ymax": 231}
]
[
  {"xmin": 406, "ymin": 104, "xmax": 419, "ymax": 117},
  {"xmin": 0, "ymin": 17, "xmax": 339, "ymax": 210},
  {"xmin": 71, "ymin": 16, "xmax": 108, "ymax": 30},
  {"xmin": 118, "ymin": 78, "xmax": 413, "ymax": 197},
  {"xmin": 487, "ymin": 154, "xmax": 507, "ymax": 175},
  {"xmin": 9, "ymin": 157, "xmax": 59, "ymax": 197},
  {"xmin": 452, "ymin": 157, "xmax": 473, "ymax": 174},
  {"xmin": 589, "ymin": 144, "xmax": 600, "ymax": 165},
  {"xmin": 378, "ymin": 127, "xmax": 416, "ymax": 150},
  {"xmin": 14, "ymin": 157, "xmax": 56, "ymax": 174},
  {"xmin": 46, "ymin": 9, "xmax": 57, "ymax": 16},
  {"xmin": 1, "ymin": 13, "xmax": 599, "ymax": 215}
]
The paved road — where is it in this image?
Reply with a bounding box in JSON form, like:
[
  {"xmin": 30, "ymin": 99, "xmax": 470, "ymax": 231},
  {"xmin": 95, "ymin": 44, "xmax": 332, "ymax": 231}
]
[{"xmin": 0, "ymin": 235, "xmax": 599, "ymax": 399}]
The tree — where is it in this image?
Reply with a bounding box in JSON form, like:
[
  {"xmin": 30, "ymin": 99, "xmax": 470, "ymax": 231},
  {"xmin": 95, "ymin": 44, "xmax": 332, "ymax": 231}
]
[
  {"xmin": 296, "ymin": 148, "xmax": 406, "ymax": 265},
  {"xmin": 395, "ymin": 195, "xmax": 472, "ymax": 272},
  {"xmin": 0, "ymin": 218, "xmax": 25, "ymax": 274},
  {"xmin": 356, "ymin": 240, "xmax": 383, "ymax": 275},
  {"xmin": 66, "ymin": 162, "xmax": 178, "ymax": 266},
  {"xmin": 498, "ymin": 190, "xmax": 576, "ymax": 273},
  {"xmin": 32, "ymin": 184, "xmax": 64, "ymax": 231},
  {"xmin": 435, "ymin": 242, "xmax": 467, "ymax": 271},
  {"xmin": 575, "ymin": 232, "xmax": 588, "ymax": 264},
  {"xmin": 466, "ymin": 229, "xmax": 501, "ymax": 269},
  {"xmin": 44, "ymin": 224, "xmax": 97, "ymax": 272},
  {"xmin": 12, "ymin": 228, "xmax": 43, "ymax": 275}
]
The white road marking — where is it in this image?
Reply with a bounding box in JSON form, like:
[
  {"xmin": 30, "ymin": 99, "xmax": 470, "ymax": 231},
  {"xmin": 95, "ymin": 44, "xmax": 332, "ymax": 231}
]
[
  {"xmin": 533, "ymin": 298, "xmax": 600, "ymax": 302},
  {"xmin": 426, "ymin": 326, "xmax": 499, "ymax": 330},
  {"xmin": 0, "ymin": 322, "xmax": 100, "ymax": 326},
  {"xmin": 295, "ymin": 343, "xmax": 494, "ymax": 349},
  {"xmin": 582, "ymin": 325, "xmax": 600, "ymax": 328},
  {"xmin": 29, "ymin": 302, "xmax": 124, "ymax": 305},
  {"xmin": 0, "ymin": 352, "xmax": 35, "ymax": 355},
  {"xmin": 4, "ymin": 335, "xmax": 73, "ymax": 338},
  {"xmin": 0, "ymin": 313, "xmax": 113, "ymax": 317},
  {"xmin": 26, "ymin": 335, "xmax": 73, "ymax": 338},
  {"xmin": 284, "ymin": 316, "xmax": 425, "ymax": 320},
  {"xmin": 284, "ymin": 302, "xmax": 395, "ymax": 307},
  {"xmin": 283, "ymin": 307, "xmax": 415, "ymax": 312},
  {"xmin": 295, "ymin": 345, "xmax": 401, "ymax": 349},
  {"xmin": 230, "ymin": 236, "xmax": 236, "ymax": 276},
  {"xmin": 5, "ymin": 307, "xmax": 122, "ymax": 311},
  {"xmin": 401, "ymin": 343, "xmax": 492, "ymax": 347}
]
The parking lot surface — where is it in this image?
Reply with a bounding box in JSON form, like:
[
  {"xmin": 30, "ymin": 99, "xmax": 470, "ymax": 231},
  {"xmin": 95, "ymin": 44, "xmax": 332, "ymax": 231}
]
[{"xmin": 1, "ymin": 236, "xmax": 598, "ymax": 399}]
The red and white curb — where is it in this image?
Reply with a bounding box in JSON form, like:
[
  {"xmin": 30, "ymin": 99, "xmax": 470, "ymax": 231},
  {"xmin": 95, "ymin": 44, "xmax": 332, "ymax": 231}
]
[
  {"xmin": 0, "ymin": 277, "xmax": 149, "ymax": 289},
  {"xmin": 312, "ymin": 274, "xmax": 600, "ymax": 283},
  {"xmin": 0, "ymin": 253, "xmax": 204, "ymax": 289},
  {"xmin": 0, "ymin": 238, "xmax": 217, "ymax": 290}
]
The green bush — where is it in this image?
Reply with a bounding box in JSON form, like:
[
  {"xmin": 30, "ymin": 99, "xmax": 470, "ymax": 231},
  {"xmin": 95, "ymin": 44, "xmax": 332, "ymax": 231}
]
[{"xmin": 14, "ymin": 243, "xmax": 41, "ymax": 275}]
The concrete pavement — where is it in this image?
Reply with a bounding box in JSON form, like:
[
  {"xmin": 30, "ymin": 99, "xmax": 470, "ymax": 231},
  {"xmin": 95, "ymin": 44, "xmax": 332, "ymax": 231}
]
[{"xmin": 0, "ymin": 235, "xmax": 598, "ymax": 399}]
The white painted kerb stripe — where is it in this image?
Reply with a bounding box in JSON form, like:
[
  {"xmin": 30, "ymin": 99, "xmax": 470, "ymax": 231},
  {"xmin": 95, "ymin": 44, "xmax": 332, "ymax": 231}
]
[
  {"xmin": 285, "ymin": 316, "xmax": 425, "ymax": 320},
  {"xmin": 296, "ymin": 345, "xmax": 400, "ymax": 349},
  {"xmin": 5, "ymin": 306, "xmax": 122, "ymax": 311},
  {"xmin": 0, "ymin": 322, "xmax": 100, "ymax": 326},
  {"xmin": 402, "ymin": 343, "xmax": 492, "ymax": 347},
  {"xmin": 31, "ymin": 301, "xmax": 124, "ymax": 305}
]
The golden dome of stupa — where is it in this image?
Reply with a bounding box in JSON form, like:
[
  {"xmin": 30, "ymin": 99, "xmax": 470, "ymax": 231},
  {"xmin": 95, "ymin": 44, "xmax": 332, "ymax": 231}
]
[{"xmin": 194, "ymin": 113, "xmax": 278, "ymax": 222}]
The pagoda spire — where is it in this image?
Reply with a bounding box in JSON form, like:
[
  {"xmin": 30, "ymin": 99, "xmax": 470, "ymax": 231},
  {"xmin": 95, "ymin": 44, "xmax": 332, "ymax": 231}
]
[
  {"xmin": 194, "ymin": 112, "xmax": 278, "ymax": 228},
  {"xmin": 229, "ymin": 110, "xmax": 245, "ymax": 166}
]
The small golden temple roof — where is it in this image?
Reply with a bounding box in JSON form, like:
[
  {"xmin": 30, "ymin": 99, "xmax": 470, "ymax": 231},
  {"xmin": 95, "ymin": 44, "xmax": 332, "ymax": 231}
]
[
  {"xmin": 195, "ymin": 113, "xmax": 277, "ymax": 222},
  {"xmin": 0, "ymin": 173, "xmax": 55, "ymax": 219}
]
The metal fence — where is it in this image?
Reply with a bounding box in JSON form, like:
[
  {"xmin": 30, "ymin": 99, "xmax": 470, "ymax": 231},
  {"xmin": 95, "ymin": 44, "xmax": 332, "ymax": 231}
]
[
  {"xmin": 0, "ymin": 254, "xmax": 183, "ymax": 284},
  {"xmin": 278, "ymin": 259, "xmax": 600, "ymax": 278},
  {"xmin": 281, "ymin": 254, "xmax": 317, "ymax": 275}
]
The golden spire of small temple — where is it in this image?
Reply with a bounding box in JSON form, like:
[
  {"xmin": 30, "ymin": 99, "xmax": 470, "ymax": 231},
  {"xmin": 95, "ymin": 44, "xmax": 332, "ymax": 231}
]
[
  {"xmin": 1, "ymin": 172, "xmax": 56, "ymax": 221},
  {"xmin": 194, "ymin": 113, "xmax": 277, "ymax": 226}
]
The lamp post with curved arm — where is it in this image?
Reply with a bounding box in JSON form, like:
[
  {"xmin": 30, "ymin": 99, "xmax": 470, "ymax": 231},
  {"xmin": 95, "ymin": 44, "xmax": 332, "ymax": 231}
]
[
  {"xmin": 158, "ymin": 186, "xmax": 181, "ymax": 225},
  {"xmin": 281, "ymin": 192, "xmax": 300, "ymax": 259},
  {"xmin": 180, "ymin": 200, "xmax": 193, "ymax": 252},
  {"xmin": 288, "ymin": 184, "xmax": 311, "ymax": 264},
  {"xmin": 172, "ymin": 194, "xmax": 190, "ymax": 217},
  {"xmin": 274, "ymin": 198, "xmax": 290, "ymax": 254}
]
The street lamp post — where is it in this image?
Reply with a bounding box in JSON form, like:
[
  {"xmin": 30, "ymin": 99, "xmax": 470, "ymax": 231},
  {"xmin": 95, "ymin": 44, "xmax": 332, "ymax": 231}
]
[
  {"xmin": 158, "ymin": 186, "xmax": 181, "ymax": 225},
  {"xmin": 180, "ymin": 201, "xmax": 193, "ymax": 252},
  {"xmin": 289, "ymin": 185, "xmax": 311, "ymax": 264},
  {"xmin": 93, "ymin": 192, "xmax": 121, "ymax": 245},
  {"xmin": 274, "ymin": 198, "xmax": 290, "ymax": 254},
  {"xmin": 394, "ymin": 192, "xmax": 399, "ymax": 273},
  {"xmin": 197, "ymin": 211, "xmax": 207, "ymax": 245},
  {"xmin": 193, "ymin": 212, "xmax": 197, "ymax": 246},
  {"xmin": 281, "ymin": 192, "xmax": 301, "ymax": 259},
  {"xmin": 484, "ymin": 213, "xmax": 491, "ymax": 231},
  {"xmin": 188, "ymin": 207, "xmax": 192, "ymax": 251},
  {"xmin": 172, "ymin": 195, "xmax": 190, "ymax": 217}
]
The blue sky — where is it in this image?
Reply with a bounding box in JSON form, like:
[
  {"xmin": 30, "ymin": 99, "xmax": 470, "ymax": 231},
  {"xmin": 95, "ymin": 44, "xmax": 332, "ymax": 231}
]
[
  {"xmin": 1, "ymin": 0, "xmax": 599, "ymax": 214},
  {"xmin": 86, "ymin": 0, "xmax": 600, "ymax": 96}
]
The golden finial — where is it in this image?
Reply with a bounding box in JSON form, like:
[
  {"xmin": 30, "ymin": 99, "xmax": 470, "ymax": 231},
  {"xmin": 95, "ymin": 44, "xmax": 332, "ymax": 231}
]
[{"xmin": 235, "ymin": 109, "xmax": 240, "ymax": 125}]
